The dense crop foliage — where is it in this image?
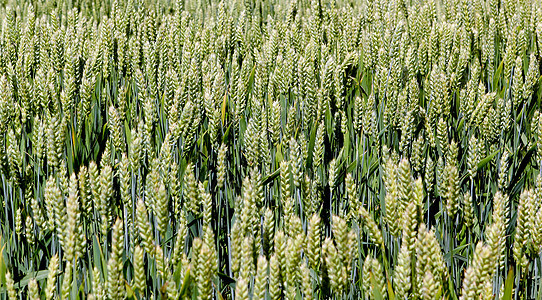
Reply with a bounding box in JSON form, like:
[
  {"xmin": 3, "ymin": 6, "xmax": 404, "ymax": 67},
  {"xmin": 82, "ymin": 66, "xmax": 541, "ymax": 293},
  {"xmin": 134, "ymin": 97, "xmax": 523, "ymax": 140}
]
[{"xmin": 1, "ymin": 0, "xmax": 542, "ymax": 298}]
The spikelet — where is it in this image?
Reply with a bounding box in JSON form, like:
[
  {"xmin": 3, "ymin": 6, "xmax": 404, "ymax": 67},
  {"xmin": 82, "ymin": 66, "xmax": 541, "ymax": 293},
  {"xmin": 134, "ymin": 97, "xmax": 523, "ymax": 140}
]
[
  {"xmin": 514, "ymin": 189, "xmax": 534, "ymax": 269},
  {"xmin": 45, "ymin": 254, "xmax": 59, "ymax": 300},
  {"xmin": 491, "ymin": 192, "xmax": 508, "ymax": 266},
  {"xmin": 230, "ymin": 220, "xmax": 242, "ymax": 277},
  {"xmin": 462, "ymin": 192, "xmax": 475, "ymax": 227},
  {"xmin": 413, "ymin": 178, "xmax": 424, "ymax": 208},
  {"xmin": 5, "ymin": 271, "xmax": 16, "ymax": 300},
  {"xmin": 108, "ymin": 105, "xmax": 125, "ymax": 152},
  {"xmin": 536, "ymin": 111, "xmax": 542, "ymax": 163},
  {"xmin": 133, "ymin": 245, "xmax": 146, "ymax": 295},
  {"xmin": 99, "ymin": 165, "xmax": 113, "ymax": 236},
  {"xmin": 269, "ymin": 253, "xmax": 281, "ymax": 300},
  {"xmin": 129, "ymin": 126, "xmax": 144, "ymax": 171},
  {"xmin": 300, "ymin": 261, "xmax": 313, "ymax": 300},
  {"xmin": 236, "ymin": 277, "xmax": 249, "ymax": 300},
  {"xmin": 155, "ymin": 182, "xmax": 168, "ymax": 238},
  {"xmin": 64, "ymin": 173, "xmax": 80, "ymax": 264},
  {"xmin": 332, "ymin": 215, "xmax": 349, "ymax": 269},
  {"xmin": 290, "ymin": 138, "xmax": 303, "ymax": 188},
  {"xmin": 466, "ymin": 135, "xmax": 479, "ymax": 179},
  {"xmin": 384, "ymin": 158, "xmax": 399, "ymax": 236},
  {"xmin": 402, "ymin": 202, "xmax": 419, "ymax": 254},
  {"xmin": 523, "ymin": 53, "xmax": 539, "ymax": 101},
  {"xmin": 354, "ymin": 95, "xmax": 363, "ymax": 133},
  {"xmin": 512, "ymin": 56, "xmax": 523, "ymax": 108},
  {"xmin": 263, "ymin": 208, "xmax": 275, "ymax": 256},
  {"xmin": 323, "ymin": 237, "xmax": 343, "ymax": 294},
  {"xmin": 420, "ymin": 271, "xmax": 439, "ymax": 300},
  {"xmin": 107, "ymin": 218, "xmax": 125, "ymax": 300},
  {"xmin": 118, "ymin": 153, "xmax": 131, "ymax": 205},
  {"xmin": 312, "ymin": 122, "xmax": 325, "ymax": 169},
  {"xmin": 46, "ymin": 115, "xmax": 61, "ymax": 170},
  {"xmin": 436, "ymin": 157, "xmax": 445, "ymax": 198},
  {"xmin": 240, "ymin": 176, "xmax": 258, "ymax": 238},
  {"xmin": 532, "ymin": 206, "xmax": 542, "ymax": 253},
  {"xmin": 30, "ymin": 192, "xmax": 45, "ymax": 232},
  {"xmin": 328, "ymin": 158, "xmax": 338, "ymax": 190},
  {"xmin": 15, "ymin": 208, "xmax": 22, "ymax": 237},
  {"xmin": 244, "ymin": 117, "xmax": 261, "ymax": 167},
  {"xmin": 239, "ymin": 235, "xmax": 255, "ymax": 281},
  {"xmin": 217, "ymin": 143, "xmax": 227, "ymax": 189},
  {"xmin": 397, "ymin": 158, "xmax": 413, "ymax": 218},
  {"xmin": 345, "ymin": 173, "xmax": 359, "ymax": 221},
  {"xmin": 306, "ymin": 213, "xmax": 322, "ymax": 270},
  {"xmin": 197, "ymin": 241, "xmax": 213, "ymax": 300},
  {"xmin": 268, "ymin": 100, "xmax": 281, "ymax": 146},
  {"xmin": 88, "ymin": 161, "xmax": 100, "ymax": 210},
  {"xmin": 33, "ymin": 116, "xmax": 46, "ymax": 161},
  {"xmin": 394, "ymin": 243, "xmax": 411, "ymax": 299},
  {"xmin": 416, "ymin": 224, "xmax": 446, "ymax": 295},
  {"xmin": 286, "ymin": 235, "xmax": 304, "ymax": 290},
  {"xmin": 61, "ymin": 262, "xmax": 73, "ymax": 300},
  {"xmin": 471, "ymin": 92, "xmax": 494, "ymax": 127},
  {"xmin": 359, "ymin": 207, "xmax": 384, "ymax": 247},
  {"xmin": 485, "ymin": 222, "xmax": 502, "ymax": 275},
  {"xmin": 91, "ymin": 266, "xmax": 105, "ymax": 299},
  {"xmin": 274, "ymin": 230, "xmax": 287, "ymax": 284},
  {"xmin": 436, "ymin": 117, "xmax": 447, "ymax": 155},
  {"xmin": 280, "ymin": 160, "xmax": 291, "ymax": 214},
  {"xmin": 166, "ymin": 273, "xmax": 179, "ymax": 300},
  {"xmin": 411, "ymin": 135, "xmax": 424, "ymax": 172},
  {"xmin": 183, "ymin": 163, "xmax": 199, "ymax": 216},
  {"xmin": 136, "ymin": 198, "xmax": 154, "ymax": 256},
  {"xmin": 254, "ymin": 256, "xmax": 268, "ymax": 299},
  {"xmin": 362, "ymin": 255, "xmax": 385, "ymax": 298},
  {"xmin": 460, "ymin": 242, "xmax": 492, "ymax": 300},
  {"xmin": 45, "ymin": 177, "xmax": 64, "ymax": 243},
  {"xmin": 28, "ymin": 278, "xmax": 40, "ymax": 300},
  {"xmin": 425, "ymin": 156, "xmax": 435, "ymax": 193}
]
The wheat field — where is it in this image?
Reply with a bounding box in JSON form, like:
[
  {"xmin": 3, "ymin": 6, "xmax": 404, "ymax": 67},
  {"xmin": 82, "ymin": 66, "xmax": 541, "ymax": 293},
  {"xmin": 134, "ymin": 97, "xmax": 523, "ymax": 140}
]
[{"xmin": 0, "ymin": 0, "xmax": 541, "ymax": 299}]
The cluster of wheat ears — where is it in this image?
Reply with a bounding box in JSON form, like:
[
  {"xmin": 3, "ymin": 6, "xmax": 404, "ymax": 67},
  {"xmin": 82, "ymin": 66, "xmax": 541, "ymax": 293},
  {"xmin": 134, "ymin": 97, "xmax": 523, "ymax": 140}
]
[{"xmin": 0, "ymin": 0, "xmax": 542, "ymax": 298}]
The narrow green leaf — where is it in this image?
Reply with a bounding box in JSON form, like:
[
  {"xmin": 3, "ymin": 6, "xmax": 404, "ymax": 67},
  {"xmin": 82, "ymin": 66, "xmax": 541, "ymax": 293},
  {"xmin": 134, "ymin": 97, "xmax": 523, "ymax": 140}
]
[
  {"xmin": 477, "ymin": 150, "xmax": 498, "ymax": 170},
  {"xmin": 503, "ymin": 267, "xmax": 514, "ymax": 300},
  {"xmin": 0, "ymin": 241, "xmax": 5, "ymax": 286},
  {"xmin": 387, "ymin": 279, "xmax": 396, "ymax": 300},
  {"xmin": 14, "ymin": 270, "xmax": 49, "ymax": 289},
  {"xmin": 371, "ymin": 274, "xmax": 384, "ymax": 300},
  {"xmin": 179, "ymin": 265, "xmax": 192, "ymax": 297},
  {"xmin": 221, "ymin": 91, "xmax": 228, "ymax": 126}
]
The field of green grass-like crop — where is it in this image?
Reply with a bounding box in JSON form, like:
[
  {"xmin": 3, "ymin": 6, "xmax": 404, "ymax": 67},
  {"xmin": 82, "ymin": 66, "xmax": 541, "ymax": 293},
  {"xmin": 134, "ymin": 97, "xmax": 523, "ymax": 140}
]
[{"xmin": 1, "ymin": 0, "xmax": 542, "ymax": 299}]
